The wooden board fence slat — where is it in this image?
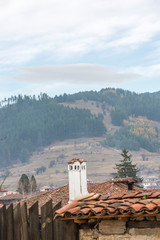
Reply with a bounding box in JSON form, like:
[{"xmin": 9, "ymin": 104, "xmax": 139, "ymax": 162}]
[
  {"xmin": 52, "ymin": 201, "xmax": 78, "ymax": 240},
  {"xmin": 54, "ymin": 220, "xmax": 78, "ymax": 240},
  {"xmin": 0, "ymin": 205, "xmax": 6, "ymax": 240},
  {"xmin": 6, "ymin": 204, "xmax": 14, "ymax": 240},
  {"xmin": 53, "ymin": 201, "xmax": 62, "ymax": 214},
  {"xmin": 53, "ymin": 201, "xmax": 62, "ymax": 240},
  {"xmin": 41, "ymin": 200, "xmax": 53, "ymax": 240},
  {"xmin": 13, "ymin": 203, "xmax": 21, "ymax": 240},
  {"xmin": 60, "ymin": 220, "xmax": 79, "ymax": 240},
  {"xmin": 0, "ymin": 199, "xmax": 77, "ymax": 240},
  {"xmin": 29, "ymin": 201, "xmax": 40, "ymax": 240},
  {"xmin": 20, "ymin": 202, "xmax": 29, "ymax": 240}
]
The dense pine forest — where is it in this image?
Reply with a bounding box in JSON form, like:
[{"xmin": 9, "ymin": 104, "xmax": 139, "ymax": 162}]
[{"xmin": 0, "ymin": 88, "xmax": 160, "ymax": 167}]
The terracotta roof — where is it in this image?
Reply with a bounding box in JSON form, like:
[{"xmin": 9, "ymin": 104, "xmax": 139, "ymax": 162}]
[
  {"xmin": 68, "ymin": 158, "xmax": 86, "ymax": 164},
  {"xmin": 0, "ymin": 194, "xmax": 24, "ymax": 200},
  {"xmin": 23, "ymin": 178, "xmax": 139, "ymax": 211},
  {"xmin": 55, "ymin": 189, "xmax": 160, "ymax": 219}
]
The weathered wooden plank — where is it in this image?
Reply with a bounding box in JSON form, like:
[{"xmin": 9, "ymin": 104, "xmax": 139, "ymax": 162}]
[
  {"xmin": 13, "ymin": 203, "xmax": 21, "ymax": 240},
  {"xmin": 99, "ymin": 220, "xmax": 126, "ymax": 235},
  {"xmin": 41, "ymin": 200, "xmax": 53, "ymax": 240},
  {"xmin": 0, "ymin": 205, "xmax": 6, "ymax": 240},
  {"xmin": 29, "ymin": 201, "xmax": 40, "ymax": 240},
  {"xmin": 60, "ymin": 220, "xmax": 79, "ymax": 240},
  {"xmin": 53, "ymin": 201, "xmax": 62, "ymax": 240},
  {"xmin": 53, "ymin": 219, "xmax": 62, "ymax": 240},
  {"xmin": 6, "ymin": 204, "xmax": 14, "ymax": 240},
  {"xmin": 53, "ymin": 201, "xmax": 62, "ymax": 214},
  {"xmin": 20, "ymin": 202, "xmax": 29, "ymax": 240},
  {"xmin": 53, "ymin": 201, "xmax": 78, "ymax": 240}
]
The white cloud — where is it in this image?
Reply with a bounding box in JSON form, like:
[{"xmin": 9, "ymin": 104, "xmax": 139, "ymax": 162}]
[
  {"xmin": 129, "ymin": 64, "xmax": 160, "ymax": 78},
  {"xmin": 14, "ymin": 64, "xmax": 140, "ymax": 85},
  {"xmin": 1, "ymin": 0, "xmax": 160, "ymax": 66},
  {"xmin": 0, "ymin": 0, "xmax": 160, "ymax": 97}
]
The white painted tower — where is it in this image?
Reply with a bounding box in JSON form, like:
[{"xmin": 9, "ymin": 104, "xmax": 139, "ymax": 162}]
[{"xmin": 68, "ymin": 159, "xmax": 88, "ymax": 203}]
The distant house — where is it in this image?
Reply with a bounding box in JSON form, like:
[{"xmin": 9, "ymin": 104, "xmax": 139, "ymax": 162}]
[
  {"xmin": 0, "ymin": 193, "xmax": 25, "ymax": 205},
  {"xmin": 143, "ymin": 178, "xmax": 159, "ymax": 189},
  {"xmin": 0, "ymin": 187, "xmax": 8, "ymax": 196},
  {"xmin": 40, "ymin": 186, "xmax": 53, "ymax": 192}
]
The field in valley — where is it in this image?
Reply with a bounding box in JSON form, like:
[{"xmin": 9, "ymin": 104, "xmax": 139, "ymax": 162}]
[{"xmin": 3, "ymin": 136, "xmax": 160, "ymax": 191}]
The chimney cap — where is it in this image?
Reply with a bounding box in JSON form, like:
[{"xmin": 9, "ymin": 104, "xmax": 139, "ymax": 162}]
[{"xmin": 68, "ymin": 158, "xmax": 86, "ymax": 164}]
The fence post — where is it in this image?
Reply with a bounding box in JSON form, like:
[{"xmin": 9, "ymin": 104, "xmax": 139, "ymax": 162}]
[
  {"xmin": 0, "ymin": 205, "xmax": 6, "ymax": 240},
  {"xmin": 20, "ymin": 202, "xmax": 29, "ymax": 240},
  {"xmin": 41, "ymin": 200, "xmax": 53, "ymax": 240},
  {"xmin": 6, "ymin": 204, "xmax": 14, "ymax": 240},
  {"xmin": 13, "ymin": 203, "xmax": 21, "ymax": 240},
  {"xmin": 29, "ymin": 201, "xmax": 40, "ymax": 240}
]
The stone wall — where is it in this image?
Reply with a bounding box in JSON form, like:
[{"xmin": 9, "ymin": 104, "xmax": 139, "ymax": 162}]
[{"xmin": 79, "ymin": 220, "xmax": 160, "ymax": 240}]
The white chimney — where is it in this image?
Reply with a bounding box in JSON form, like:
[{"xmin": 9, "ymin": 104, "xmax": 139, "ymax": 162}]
[{"xmin": 68, "ymin": 159, "xmax": 88, "ymax": 203}]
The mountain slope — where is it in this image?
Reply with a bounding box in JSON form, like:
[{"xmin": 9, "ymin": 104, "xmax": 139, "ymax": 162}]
[
  {"xmin": 0, "ymin": 94, "xmax": 106, "ymax": 167},
  {"xmin": 0, "ymin": 88, "xmax": 160, "ymax": 168},
  {"xmin": 57, "ymin": 88, "xmax": 160, "ymax": 153}
]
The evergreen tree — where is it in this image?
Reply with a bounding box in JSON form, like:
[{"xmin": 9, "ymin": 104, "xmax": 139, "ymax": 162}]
[
  {"xmin": 18, "ymin": 174, "xmax": 31, "ymax": 194},
  {"xmin": 30, "ymin": 175, "xmax": 37, "ymax": 193},
  {"xmin": 115, "ymin": 149, "xmax": 142, "ymax": 183}
]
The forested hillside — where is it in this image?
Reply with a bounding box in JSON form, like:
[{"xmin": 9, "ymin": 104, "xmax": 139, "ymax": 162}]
[
  {"xmin": 55, "ymin": 88, "xmax": 160, "ymax": 124},
  {"xmin": 0, "ymin": 94, "xmax": 106, "ymax": 167},
  {"xmin": 0, "ymin": 88, "xmax": 160, "ymax": 168},
  {"xmin": 55, "ymin": 88, "xmax": 160, "ymax": 153}
]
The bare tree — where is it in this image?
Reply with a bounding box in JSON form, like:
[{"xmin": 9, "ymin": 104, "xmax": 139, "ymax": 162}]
[{"xmin": 0, "ymin": 169, "xmax": 10, "ymax": 189}]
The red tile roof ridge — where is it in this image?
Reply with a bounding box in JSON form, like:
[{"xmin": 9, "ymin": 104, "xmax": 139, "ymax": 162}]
[
  {"xmin": 56, "ymin": 200, "xmax": 79, "ymax": 215},
  {"xmin": 84, "ymin": 193, "xmax": 101, "ymax": 201},
  {"xmin": 75, "ymin": 193, "xmax": 95, "ymax": 201}
]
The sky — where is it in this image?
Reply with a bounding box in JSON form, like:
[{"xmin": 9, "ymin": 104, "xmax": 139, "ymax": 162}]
[{"xmin": 1, "ymin": 0, "xmax": 160, "ymax": 100}]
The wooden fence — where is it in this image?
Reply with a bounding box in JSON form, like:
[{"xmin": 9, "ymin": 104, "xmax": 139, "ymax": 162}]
[{"xmin": 0, "ymin": 200, "xmax": 78, "ymax": 240}]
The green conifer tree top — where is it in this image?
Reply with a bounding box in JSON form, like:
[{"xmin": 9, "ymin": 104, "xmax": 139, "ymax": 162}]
[{"xmin": 115, "ymin": 149, "xmax": 143, "ymax": 183}]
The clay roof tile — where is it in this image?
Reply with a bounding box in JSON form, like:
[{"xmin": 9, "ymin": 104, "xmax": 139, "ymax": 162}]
[
  {"xmin": 150, "ymin": 191, "xmax": 160, "ymax": 198},
  {"xmin": 130, "ymin": 203, "xmax": 146, "ymax": 212},
  {"xmin": 80, "ymin": 207, "xmax": 91, "ymax": 215},
  {"xmin": 145, "ymin": 203, "xmax": 157, "ymax": 211},
  {"xmin": 151, "ymin": 199, "xmax": 160, "ymax": 206}
]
